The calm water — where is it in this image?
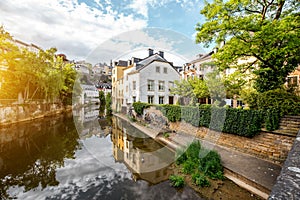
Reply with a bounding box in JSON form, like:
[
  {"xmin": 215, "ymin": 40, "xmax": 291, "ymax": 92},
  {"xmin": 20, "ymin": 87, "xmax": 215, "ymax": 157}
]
[{"xmin": 0, "ymin": 106, "xmax": 203, "ymax": 200}]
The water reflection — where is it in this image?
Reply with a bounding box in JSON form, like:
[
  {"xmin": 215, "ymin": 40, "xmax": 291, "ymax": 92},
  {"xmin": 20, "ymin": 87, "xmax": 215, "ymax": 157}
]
[
  {"xmin": 0, "ymin": 107, "xmax": 202, "ymax": 199},
  {"xmin": 111, "ymin": 117, "xmax": 174, "ymax": 184},
  {"xmin": 0, "ymin": 113, "xmax": 80, "ymax": 199}
]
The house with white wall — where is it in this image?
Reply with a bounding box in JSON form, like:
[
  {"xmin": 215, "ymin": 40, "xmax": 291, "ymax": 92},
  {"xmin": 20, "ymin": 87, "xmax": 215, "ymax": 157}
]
[
  {"xmin": 123, "ymin": 49, "xmax": 180, "ymax": 107},
  {"xmin": 111, "ymin": 49, "xmax": 180, "ymax": 112}
]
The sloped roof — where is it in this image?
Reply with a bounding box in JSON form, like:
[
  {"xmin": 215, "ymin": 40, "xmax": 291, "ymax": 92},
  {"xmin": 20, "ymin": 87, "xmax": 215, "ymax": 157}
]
[
  {"xmin": 189, "ymin": 51, "xmax": 214, "ymax": 64},
  {"xmin": 136, "ymin": 53, "xmax": 173, "ymax": 71}
]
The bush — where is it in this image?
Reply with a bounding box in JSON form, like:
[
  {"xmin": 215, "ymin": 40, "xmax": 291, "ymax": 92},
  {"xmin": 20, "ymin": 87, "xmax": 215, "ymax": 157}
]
[
  {"xmin": 175, "ymin": 148, "xmax": 188, "ymax": 165},
  {"xmin": 132, "ymin": 102, "xmax": 150, "ymax": 115},
  {"xmin": 182, "ymin": 159, "xmax": 198, "ymax": 174},
  {"xmin": 257, "ymin": 88, "xmax": 300, "ymax": 116},
  {"xmin": 185, "ymin": 141, "xmax": 201, "ymax": 162},
  {"xmin": 160, "ymin": 104, "xmax": 181, "ymax": 122},
  {"xmin": 265, "ymin": 108, "xmax": 280, "ymax": 131},
  {"xmin": 199, "ymin": 151, "xmax": 224, "ymax": 180},
  {"xmin": 192, "ymin": 173, "xmax": 210, "ymax": 187},
  {"xmin": 169, "ymin": 175, "xmax": 185, "ymax": 188}
]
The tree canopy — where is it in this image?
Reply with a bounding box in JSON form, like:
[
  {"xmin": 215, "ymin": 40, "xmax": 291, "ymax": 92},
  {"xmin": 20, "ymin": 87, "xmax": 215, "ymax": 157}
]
[
  {"xmin": 0, "ymin": 26, "xmax": 77, "ymax": 105},
  {"xmin": 196, "ymin": 0, "xmax": 300, "ymax": 92}
]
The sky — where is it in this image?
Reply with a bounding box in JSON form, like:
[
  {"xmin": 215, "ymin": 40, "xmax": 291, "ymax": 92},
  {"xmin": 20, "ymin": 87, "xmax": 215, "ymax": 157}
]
[{"xmin": 0, "ymin": 0, "xmax": 210, "ymax": 65}]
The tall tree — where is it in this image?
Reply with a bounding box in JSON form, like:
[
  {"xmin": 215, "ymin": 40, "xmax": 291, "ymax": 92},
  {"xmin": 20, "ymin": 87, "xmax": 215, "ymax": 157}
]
[{"xmin": 196, "ymin": 0, "xmax": 300, "ymax": 92}]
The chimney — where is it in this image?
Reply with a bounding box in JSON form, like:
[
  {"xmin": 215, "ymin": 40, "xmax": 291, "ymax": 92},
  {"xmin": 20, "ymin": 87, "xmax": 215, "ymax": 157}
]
[
  {"xmin": 148, "ymin": 48, "xmax": 154, "ymax": 56},
  {"xmin": 159, "ymin": 51, "xmax": 164, "ymax": 58}
]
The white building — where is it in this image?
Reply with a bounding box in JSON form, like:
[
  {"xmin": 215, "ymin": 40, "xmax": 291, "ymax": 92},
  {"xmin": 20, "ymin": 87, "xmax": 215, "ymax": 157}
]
[
  {"xmin": 80, "ymin": 84, "xmax": 100, "ymax": 104},
  {"xmin": 122, "ymin": 49, "xmax": 180, "ymax": 108}
]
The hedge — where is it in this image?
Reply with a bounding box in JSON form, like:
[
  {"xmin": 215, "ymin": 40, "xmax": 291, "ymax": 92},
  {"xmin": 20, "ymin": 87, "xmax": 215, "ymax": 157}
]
[
  {"xmin": 132, "ymin": 103, "xmax": 269, "ymax": 137},
  {"xmin": 132, "ymin": 102, "xmax": 150, "ymax": 115}
]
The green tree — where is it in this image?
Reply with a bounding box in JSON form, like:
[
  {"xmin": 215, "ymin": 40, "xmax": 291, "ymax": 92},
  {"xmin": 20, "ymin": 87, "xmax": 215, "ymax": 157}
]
[
  {"xmin": 196, "ymin": 0, "xmax": 300, "ymax": 92},
  {"xmin": 0, "ymin": 26, "xmax": 77, "ymax": 104},
  {"xmin": 105, "ymin": 92, "xmax": 112, "ymax": 115},
  {"xmin": 99, "ymin": 90, "xmax": 106, "ymax": 105}
]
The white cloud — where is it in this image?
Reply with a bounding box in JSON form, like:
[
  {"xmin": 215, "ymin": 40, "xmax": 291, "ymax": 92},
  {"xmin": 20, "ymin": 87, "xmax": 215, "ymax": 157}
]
[{"xmin": 0, "ymin": 0, "xmax": 147, "ymax": 61}]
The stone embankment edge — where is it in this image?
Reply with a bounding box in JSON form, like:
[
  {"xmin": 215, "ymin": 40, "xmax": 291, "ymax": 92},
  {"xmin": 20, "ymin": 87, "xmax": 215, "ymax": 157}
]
[
  {"xmin": 114, "ymin": 113, "xmax": 270, "ymax": 199},
  {"xmin": 0, "ymin": 105, "xmax": 72, "ymax": 127}
]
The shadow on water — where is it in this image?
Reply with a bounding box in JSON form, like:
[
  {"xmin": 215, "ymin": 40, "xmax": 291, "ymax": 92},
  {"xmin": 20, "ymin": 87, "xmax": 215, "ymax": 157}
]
[{"xmin": 0, "ymin": 106, "xmax": 204, "ymax": 200}]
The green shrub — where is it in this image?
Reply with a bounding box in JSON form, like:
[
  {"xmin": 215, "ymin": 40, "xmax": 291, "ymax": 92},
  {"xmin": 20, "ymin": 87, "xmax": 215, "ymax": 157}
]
[
  {"xmin": 132, "ymin": 102, "xmax": 150, "ymax": 115},
  {"xmin": 169, "ymin": 175, "xmax": 185, "ymax": 188},
  {"xmin": 192, "ymin": 173, "xmax": 210, "ymax": 187},
  {"xmin": 199, "ymin": 150, "xmax": 224, "ymax": 180},
  {"xmin": 185, "ymin": 141, "xmax": 201, "ymax": 162},
  {"xmin": 265, "ymin": 108, "xmax": 280, "ymax": 131},
  {"xmin": 105, "ymin": 93, "xmax": 112, "ymax": 116},
  {"xmin": 182, "ymin": 159, "xmax": 198, "ymax": 174},
  {"xmin": 175, "ymin": 148, "xmax": 188, "ymax": 165},
  {"xmin": 163, "ymin": 132, "xmax": 170, "ymax": 138},
  {"xmin": 160, "ymin": 104, "xmax": 181, "ymax": 122},
  {"xmin": 256, "ymin": 89, "xmax": 300, "ymax": 116}
]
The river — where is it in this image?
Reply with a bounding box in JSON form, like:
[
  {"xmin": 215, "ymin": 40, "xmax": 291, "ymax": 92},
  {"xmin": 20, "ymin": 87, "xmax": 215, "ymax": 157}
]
[{"xmin": 0, "ymin": 106, "xmax": 203, "ymax": 200}]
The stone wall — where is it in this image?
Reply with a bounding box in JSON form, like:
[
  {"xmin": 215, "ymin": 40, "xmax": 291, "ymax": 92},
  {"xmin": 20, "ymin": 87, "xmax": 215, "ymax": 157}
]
[
  {"xmin": 137, "ymin": 106, "xmax": 295, "ymax": 164},
  {"xmin": 0, "ymin": 103, "xmax": 71, "ymax": 126},
  {"xmin": 169, "ymin": 121, "xmax": 294, "ymax": 164}
]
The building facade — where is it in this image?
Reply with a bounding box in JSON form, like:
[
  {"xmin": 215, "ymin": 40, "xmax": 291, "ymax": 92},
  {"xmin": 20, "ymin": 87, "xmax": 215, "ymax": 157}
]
[{"xmin": 111, "ymin": 49, "xmax": 180, "ymax": 112}]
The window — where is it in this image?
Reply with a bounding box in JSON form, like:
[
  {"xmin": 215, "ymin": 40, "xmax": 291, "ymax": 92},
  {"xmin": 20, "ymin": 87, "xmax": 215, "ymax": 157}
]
[
  {"xmin": 126, "ymin": 85, "xmax": 128, "ymax": 92},
  {"xmin": 164, "ymin": 67, "xmax": 167, "ymax": 73},
  {"xmin": 237, "ymin": 100, "xmax": 243, "ymax": 107},
  {"xmin": 133, "ymin": 96, "xmax": 136, "ymax": 103},
  {"xmin": 148, "ymin": 80, "xmax": 154, "ymax": 91},
  {"xmin": 148, "ymin": 96, "xmax": 154, "ymax": 104},
  {"xmin": 133, "ymin": 81, "xmax": 136, "ymax": 90},
  {"xmin": 287, "ymin": 76, "xmax": 298, "ymax": 87},
  {"xmin": 158, "ymin": 81, "xmax": 165, "ymax": 91},
  {"xmin": 159, "ymin": 96, "xmax": 164, "ymax": 104},
  {"xmin": 156, "ymin": 66, "xmax": 160, "ymax": 73}
]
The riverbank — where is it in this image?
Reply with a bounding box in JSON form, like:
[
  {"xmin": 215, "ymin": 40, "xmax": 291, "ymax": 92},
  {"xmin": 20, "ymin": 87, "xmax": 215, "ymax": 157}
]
[
  {"xmin": 0, "ymin": 103, "xmax": 72, "ymax": 127},
  {"xmin": 114, "ymin": 113, "xmax": 280, "ymax": 199}
]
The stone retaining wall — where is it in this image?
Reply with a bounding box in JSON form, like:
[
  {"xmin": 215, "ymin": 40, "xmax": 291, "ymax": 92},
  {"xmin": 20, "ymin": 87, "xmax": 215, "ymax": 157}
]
[
  {"xmin": 136, "ymin": 106, "xmax": 295, "ymax": 164},
  {"xmin": 169, "ymin": 121, "xmax": 294, "ymax": 164},
  {"xmin": 0, "ymin": 103, "xmax": 71, "ymax": 126}
]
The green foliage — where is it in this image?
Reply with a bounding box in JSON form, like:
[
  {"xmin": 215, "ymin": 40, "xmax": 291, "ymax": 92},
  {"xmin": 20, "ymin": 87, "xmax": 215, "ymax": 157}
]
[
  {"xmin": 240, "ymin": 88, "xmax": 259, "ymax": 109},
  {"xmin": 185, "ymin": 140, "xmax": 201, "ymax": 162},
  {"xmin": 0, "ymin": 26, "xmax": 77, "ymax": 103},
  {"xmin": 169, "ymin": 175, "xmax": 185, "ymax": 188},
  {"xmin": 163, "ymin": 132, "xmax": 170, "ymax": 138},
  {"xmin": 99, "ymin": 91, "xmax": 106, "ymax": 105},
  {"xmin": 192, "ymin": 173, "xmax": 210, "ymax": 187},
  {"xmin": 182, "ymin": 159, "xmax": 198, "ymax": 174},
  {"xmin": 196, "ymin": 0, "xmax": 300, "ymax": 93},
  {"xmin": 175, "ymin": 148, "xmax": 188, "ymax": 165},
  {"xmin": 160, "ymin": 105, "xmax": 181, "ymax": 122},
  {"xmin": 105, "ymin": 93, "xmax": 112, "ymax": 116},
  {"xmin": 132, "ymin": 102, "xmax": 150, "ymax": 115},
  {"xmin": 159, "ymin": 104, "xmax": 262, "ymax": 137},
  {"xmin": 265, "ymin": 108, "xmax": 280, "ymax": 131},
  {"xmin": 256, "ymin": 89, "xmax": 300, "ymax": 116},
  {"xmin": 175, "ymin": 141, "xmax": 223, "ymax": 189},
  {"xmin": 199, "ymin": 151, "xmax": 224, "ymax": 180}
]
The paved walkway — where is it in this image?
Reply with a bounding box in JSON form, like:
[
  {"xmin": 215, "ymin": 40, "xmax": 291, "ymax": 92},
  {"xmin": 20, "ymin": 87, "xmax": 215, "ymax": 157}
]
[{"xmin": 114, "ymin": 113, "xmax": 283, "ymax": 199}]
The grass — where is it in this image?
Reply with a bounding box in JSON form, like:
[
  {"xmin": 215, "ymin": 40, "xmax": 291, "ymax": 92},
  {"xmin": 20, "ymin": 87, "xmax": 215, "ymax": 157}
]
[
  {"xmin": 169, "ymin": 175, "xmax": 185, "ymax": 188},
  {"xmin": 171, "ymin": 140, "xmax": 224, "ymax": 188}
]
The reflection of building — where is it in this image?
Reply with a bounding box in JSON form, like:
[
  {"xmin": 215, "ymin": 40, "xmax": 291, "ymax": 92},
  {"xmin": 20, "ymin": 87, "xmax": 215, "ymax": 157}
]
[
  {"xmin": 111, "ymin": 116, "xmax": 174, "ymax": 184},
  {"xmin": 80, "ymin": 84, "xmax": 100, "ymax": 104},
  {"xmin": 72, "ymin": 105, "xmax": 108, "ymax": 139}
]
